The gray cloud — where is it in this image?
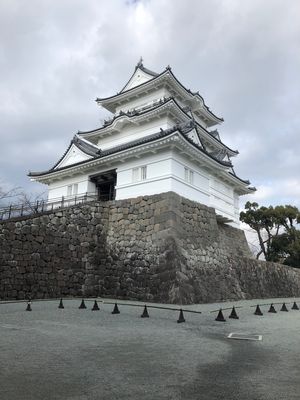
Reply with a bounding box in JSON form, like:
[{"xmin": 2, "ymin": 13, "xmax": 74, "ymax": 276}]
[{"xmin": 0, "ymin": 0, "xmax": 299, "ymax": 208}]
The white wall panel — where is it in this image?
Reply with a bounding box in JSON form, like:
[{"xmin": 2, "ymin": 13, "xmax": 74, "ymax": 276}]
[
  {"xmin": 116, "ymin": 177, "xmax": 173, "ymax": 199},
  {"xmin": 48, "ymin": 174, "xmax": 96, "ymax": 201},
  {"xmin": 97, "ymin": 117, "xmax": 173, "ymax": 150},
  {"xmin": 115, "ymin": 88, "xmax": 171, "ymax": 113}
]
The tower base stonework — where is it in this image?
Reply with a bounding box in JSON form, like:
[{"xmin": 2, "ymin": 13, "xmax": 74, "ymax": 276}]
[{"xmin": 1, "ymin": 192, "xmax": 300, "ymax": 304}]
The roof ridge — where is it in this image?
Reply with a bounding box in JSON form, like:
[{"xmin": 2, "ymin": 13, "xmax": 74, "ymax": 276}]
[{"xmin": 73, "ymin": 135, "xmax": 99, "ymax": 155}]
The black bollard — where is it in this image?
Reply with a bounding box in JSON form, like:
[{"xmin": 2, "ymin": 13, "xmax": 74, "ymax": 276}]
[
  {"xmin": 228, "ymin": 306, "xmax": 239, "ymax": 319},
  {"xmin": 58, "ymin": 299, "xmax": 64, "ymax": 309},
  {"xmin": 79, "ymin": 299, "xmax": 87, "ymax": 309},
  {"xmin": 26, "ymin": 302, "xmax": 32, "ymax": 312},
  {"xmin": 215, "ymin": 309, "xmax": 226, "ymax": 322},
  {"xmin": 292, "ymin": 301, "xmax": 299, "ymax": 310},
  {"xmin": 177, "ymin": 309, "xmax": 185, "ymax": 323},
  {"xmin": 141, "ymin": 305, "xmax": 149, "ymax": 318},
  {"xmin": 254, "ymin": 305, "xmax": 263, "ymax": 316},
  {"xmin": 92, "ymin": 300, "xmax": 100, "ymax": 311},
  {"xmin": 268, "ymin": 304, "xmax": 277, "ymax": 313},
  {"xmin": 280, "ymin": 303, "xmax": 288, "ymax": 312},
  {"xmin": 111, "ymin": 303, "xmax": 120, "ymax": 314}
]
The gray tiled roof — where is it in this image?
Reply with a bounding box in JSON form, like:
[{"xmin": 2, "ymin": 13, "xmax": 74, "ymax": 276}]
[{"xmin": 28, "ymin": 124, "xmax": 233, "ymax": 177}]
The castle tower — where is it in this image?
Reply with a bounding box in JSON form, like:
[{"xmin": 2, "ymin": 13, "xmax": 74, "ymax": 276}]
[{"xmin": 29, "ymin": 60, "xmax": 255, "ymax": 226}]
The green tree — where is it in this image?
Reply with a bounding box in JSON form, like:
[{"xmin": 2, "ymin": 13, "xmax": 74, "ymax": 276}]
[{"xmin": 240, "ymin": 202, "xmax": 300, "ymax": 267}]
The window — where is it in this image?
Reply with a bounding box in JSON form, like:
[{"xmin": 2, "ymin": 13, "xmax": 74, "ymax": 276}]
[
  {"xmin": 141, "ymin": 166, "xmax": 147, "ymax": 180},
  {"xmin": 132, "ymin": 166, "xmax": 147, "ymax": 182},
  {"xmin": 67, "ymin": 183, "xmax": 78, "ymax": 196},
  {"xmin": 67, "ymin": 185, "xmax": 72, "ymax": 196},
  {"xmin": 184, "ymin": 167, "xmax": 194, "ymax": 184}
]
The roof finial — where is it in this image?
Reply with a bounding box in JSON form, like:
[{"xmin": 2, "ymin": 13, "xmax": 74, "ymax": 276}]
[{"xmin": 137, "ymin": 56, "xmax": 143, "ymax": 68}]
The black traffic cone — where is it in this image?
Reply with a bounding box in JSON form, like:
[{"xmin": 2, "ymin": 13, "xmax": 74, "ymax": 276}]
[
  {"xmin": 268, "ymin": 304, "xmax": 277, "ymax": 313},
  {"xmin": 79, "ymin": 299, "xmax": 87, "ymax": 309},
  {"xmin": 26, "ymin": 302, "xmax": 32, "ymax": 311},
  {"xmin": 215, "ymin": 309, "xmax": 226, "ymax": 322},
  {"xmin": 292, "ymin": 301, "xmax": 299, "ymax": 310},
  {"xmin": 58, "ymin": 299, "xmax": 64, "ymax": 309},
  {"xmin": 229, "ymin": 306, "xmax": 239, "ymax": 319},
  {"xmin": 141, "ymin": 305, "xmax": 149, "ymax": 318},
  {"xmin": 280, "ymin": 302, "xmax": 288, "ymax": 312},
  {"xmin": 254, "ymin": 305, "xmax": 263, "ymax": 316},
  {"xmin": 177, "ymin": 309, "xmax": 185, "ymax": 323},
  {"xmin": 112, "ymin": 303, "xmax": 120, "ymax": 314},
  {"xmin": 92, "ymin": 300, "xmax": 100, "ymax": 311}
]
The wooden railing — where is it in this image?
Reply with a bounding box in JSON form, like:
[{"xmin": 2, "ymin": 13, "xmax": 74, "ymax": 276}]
[{"xmin": 0, "ymin": 193, "xmax": 98, "ymax": 221}]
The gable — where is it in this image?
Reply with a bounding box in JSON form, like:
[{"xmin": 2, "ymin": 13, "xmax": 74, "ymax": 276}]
[
  {"xmin": 55, "ymin": 143, "xmax": 93, "ymax": 170},
  {"xmin": 186, "ymin": 129, "xmax": 202, "ymax": 147},
  {"xmin": 122, "ymin": 68, "xmax": 154, "ymax": 92}
]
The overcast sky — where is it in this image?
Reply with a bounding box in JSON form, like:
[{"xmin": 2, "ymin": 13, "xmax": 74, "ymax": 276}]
[{"xmin": 0, "ymin": 0, "xmax": 299, "ymax": 209}]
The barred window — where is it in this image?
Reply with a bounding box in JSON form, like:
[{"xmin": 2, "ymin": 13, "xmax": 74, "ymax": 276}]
[
  {"xmin": 67, "ymin": 183, "xmax": 78, "ymax": 196},
  {"xmin": 67, "ymin": 185, "xmax": 72, "ymax": 196},
  {"xmin": 141, "ymin": 166, "xmax": 147, "ymax": 180},
  {"xmin": 132, "ymin": 166, "xmax": 147, "ymax": 182},
  {"xmin": 184, "ymin": 167, "xmax": 194, "ymax": 184}
]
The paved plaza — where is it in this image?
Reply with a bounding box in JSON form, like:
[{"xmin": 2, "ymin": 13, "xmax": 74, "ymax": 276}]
[{"xmin": 0, "ymin": 297, "xmax": 300, "ymax": 400}]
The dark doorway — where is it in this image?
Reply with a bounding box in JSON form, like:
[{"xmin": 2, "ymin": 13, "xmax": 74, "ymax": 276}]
[{"xmin": 90, "ymin": 170, "xmax": 117, "ymax": 201}]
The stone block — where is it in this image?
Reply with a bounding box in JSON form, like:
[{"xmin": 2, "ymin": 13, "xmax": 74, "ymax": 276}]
[{"xmin": 1, "ymin": 193, "xmax": 300, "ymax": 303}]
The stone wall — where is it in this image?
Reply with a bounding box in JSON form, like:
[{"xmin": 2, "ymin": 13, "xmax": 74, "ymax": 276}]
[{"xmin": 1, "ymin": 191, "xmax": 300, "ymax": 303}]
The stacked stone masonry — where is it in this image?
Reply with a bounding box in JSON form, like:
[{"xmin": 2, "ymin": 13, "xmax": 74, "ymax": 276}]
[{"xmin": 1, "ymin": 192, "xmax": 300, "ymax": 304}]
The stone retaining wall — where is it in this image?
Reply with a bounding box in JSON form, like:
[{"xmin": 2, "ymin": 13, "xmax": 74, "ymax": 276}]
[{"xmin": 1, "ymin": 191, "xmax": 300, "ymax": 303}]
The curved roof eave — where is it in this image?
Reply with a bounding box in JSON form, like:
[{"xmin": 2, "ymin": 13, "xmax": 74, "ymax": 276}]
[
  {"xmin": 28, "ymin": 126, "xmax": 235, "ymax": 180},
  {"xmin": 196, "ymin": 124, "xmax": 238, "ymax": 156},
  {"xmin": 166, "ymin": 68, "xmax": 223, "ymax": 123},
  {"xmin": 80, "ymin": 96, "xmax": 237, "ymax": 156},
  {"xmin": 49, "ymin": 140, "xmax": 75, "ymax": 171},
  {"xmin": 29, "ymin": 136, "xmax": 97, "ymax": 175},
  {"xmin": 228, "ymin": 172, "xmax": 256, "ymax": 187},
  {"xmin": 78, "ymin": 97, "xmax": 188, "ymax": 137},
  {"xmin": 96, "ymin": 69, "xmax": 167, "ymax": 103}
]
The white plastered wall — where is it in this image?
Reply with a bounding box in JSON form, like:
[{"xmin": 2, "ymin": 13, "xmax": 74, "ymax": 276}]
[
  {"xmin": 48, "ymin": 173, "xmax": 96, "ymax": 201},
  {"xmin": 115, "ymin": 149, "xmax": 239, "ymax": 225},
  {"xmin": 209, "ymin": 175, "xmax": 239, "ymax": 226},
  {"xmin": 116, "ymin": 151, "xmax": 173, "ymax": 199},
  {"xmin": 46, "ymin": 149, "xmax": 240, "ymax": 226},
  {"xmin": 115, "ymin": 88, "xmax": 171, "ymax": 114},
  {"xmin": 97, "ymin": 117, "xmax": 174, "ymax": 150},
  {"xmin": 170, "ymin": 155, "xmax": 210, "ymax": 205}
]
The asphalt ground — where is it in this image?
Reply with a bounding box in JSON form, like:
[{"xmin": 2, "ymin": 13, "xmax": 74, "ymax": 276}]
[{"xmin": 1, "ymin": 297, "xmax": 300, "ymax": 400}]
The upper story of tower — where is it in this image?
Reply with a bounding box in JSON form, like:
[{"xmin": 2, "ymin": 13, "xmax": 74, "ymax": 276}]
[
  {"xmin": 77, "ymin": 60, "xmax": 236, "ymax": 158},
  {"xmin": 96, "ymin": 59, "xmax": 223, "ymax": 128}
]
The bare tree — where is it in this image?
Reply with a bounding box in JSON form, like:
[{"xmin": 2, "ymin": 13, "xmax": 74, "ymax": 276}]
[
  {"xmin": 0, "ymin": 184, "xmax": 46, "ymax": 220},
  {"xmin": 0, "ymin": 186, "xmax": 22, "ymax": 206},
  {"xmin": 17, "ymin": 190, "xmax": 47, "ymax": 213}
]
